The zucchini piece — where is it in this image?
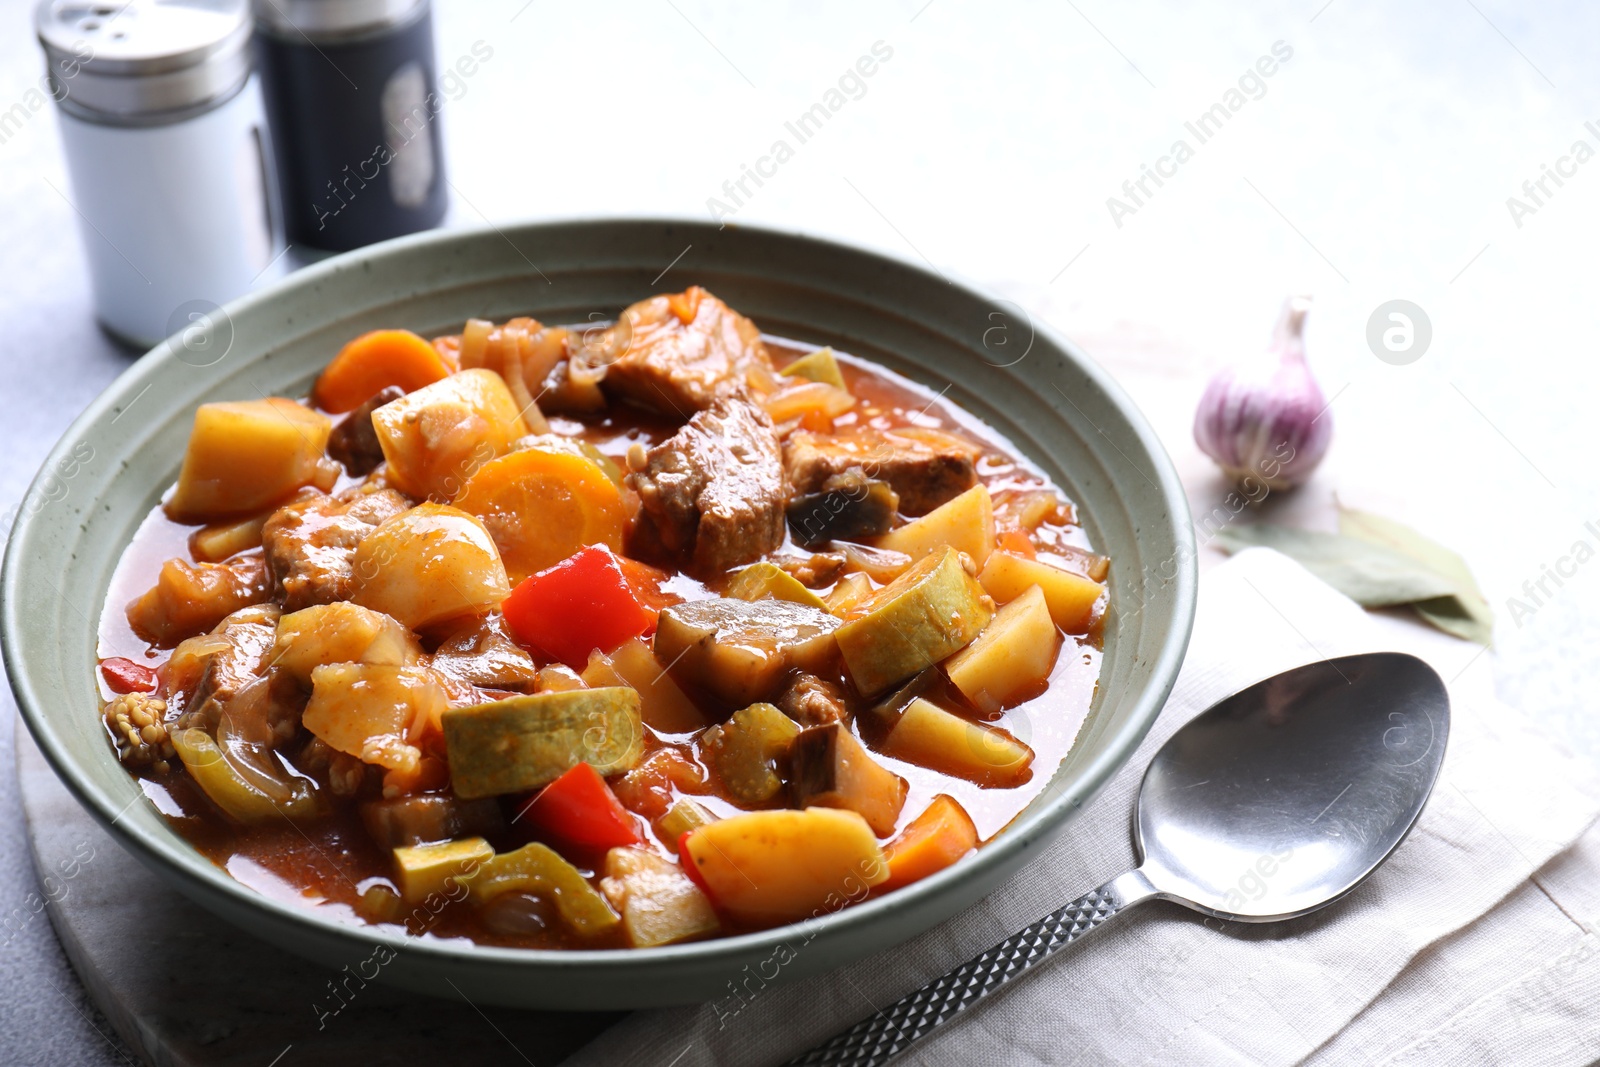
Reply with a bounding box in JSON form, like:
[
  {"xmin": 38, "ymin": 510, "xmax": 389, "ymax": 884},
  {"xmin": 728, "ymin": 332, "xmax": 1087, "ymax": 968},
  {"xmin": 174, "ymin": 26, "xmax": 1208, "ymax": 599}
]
[
  {"xmin": 600, "ymin": 847, "xmax": 721, "ymax": 947},
  {"xmin": 441, "ymin": 687, "xmax": 644, "ymax": 798},
  {"xmin": 654, "ymin": 597, "xmax": 841, "ymax": 706},
  {"xmin": 944, "ymin": 584, "xmax": 1061, "ymax": 714},
  {"xmin": 702, "ymin": 702, "xmax": 802, "ymax": 805},
  {"xmin": 884, "ymin": 697, "xmax": 1034, "ymax": 788},
  {"xmin": 657, "ymin": 797, "xmax": 717, "ymax": 847},
  {"xmin": 465, "ymin": 842, "xmax": 621, "ymax": 937},
  {"xmin": 834, "ymin": 547, "xmax": 995, "ymax": 697},
  {"xmin": 876, "ymin": 484, "xmax": 996, "ymax": 567},
  {"xmin": 781, "ymin": 347, "xmax": 847, "ymax": 389},
  {"xmin": 393, "ymin": 837, "xmax": 494, "ymax": 903},
  {"xmin": 726, "ymin": 561, "xmax": 829, "ymax": 610},
  {"xmin": 787, "ymin": 471, "xmax": 899, "ymax": 547},
  {"xmin": 790, "ymin": 723, "xmax": 907, "ymax": 835}
]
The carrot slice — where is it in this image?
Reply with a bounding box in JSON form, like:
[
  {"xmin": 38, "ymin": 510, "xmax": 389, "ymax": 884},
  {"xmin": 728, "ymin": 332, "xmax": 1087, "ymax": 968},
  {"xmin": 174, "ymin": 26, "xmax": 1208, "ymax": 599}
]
[
  {"xmin": 452, "ymin": 448, "xmax": 627, "ymax": 584},
  {"xmin": 881, "ymin": 794, "xmax": 978, "ymax": 892},
  {"xmin": 666, "ymin": 286, "xmax": 704, "ymax": 325},
  {"xmin": 313, "ymin": 329, "xmax": 452, "ymax": 413},
  {"xmin": 997, "ymin": 528, "xmax": 1038, "ymax": 559}
]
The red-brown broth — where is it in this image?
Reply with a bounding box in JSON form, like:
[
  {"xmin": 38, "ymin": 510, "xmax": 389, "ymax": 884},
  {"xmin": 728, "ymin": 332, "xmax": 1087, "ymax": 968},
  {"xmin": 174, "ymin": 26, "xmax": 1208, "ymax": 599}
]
[{"xmin": 96, "ymin": 333, "xmax": 1104, "ymax": 949}]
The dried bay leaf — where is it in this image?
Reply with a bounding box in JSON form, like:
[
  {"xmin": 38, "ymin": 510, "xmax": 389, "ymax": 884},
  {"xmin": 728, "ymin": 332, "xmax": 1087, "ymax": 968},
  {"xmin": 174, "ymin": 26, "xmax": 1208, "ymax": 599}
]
[
  {"xmin": 1214, "ymin": 516, "xmax": 1493, "ymax": 645},
  {"xmin": 1212, "ymin": 526, "xmax": 1458, "ymax": 606},
  {"xmin": 1338, "ymin": 506, "xmax": 1494, "ymax": 645}
]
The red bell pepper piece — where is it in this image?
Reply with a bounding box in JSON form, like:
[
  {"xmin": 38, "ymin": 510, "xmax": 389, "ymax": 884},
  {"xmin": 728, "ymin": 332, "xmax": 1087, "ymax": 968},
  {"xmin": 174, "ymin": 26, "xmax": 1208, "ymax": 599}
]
[
  {"xmin": 501, "ymin": 544, "xmax": 660, "ymax": 667},
  {"xmin": 677, "ymin": 830, "xmax": 714, "ymax": 896},
  {"xmin": 515, "ymin": 762, "xmax": 641, "ymax": 853},
  {"xmin": 100, "ymin": 657, "xmax": 158, "ymax": 694}
]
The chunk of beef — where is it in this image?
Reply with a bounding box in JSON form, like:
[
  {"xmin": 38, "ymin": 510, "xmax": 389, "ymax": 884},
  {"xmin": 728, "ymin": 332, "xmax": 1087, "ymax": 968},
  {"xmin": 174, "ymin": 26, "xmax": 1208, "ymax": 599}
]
[
  {"xmin": 430, "ymin": 615, "xmax": 541, "ymax": 692},
  {"xmin": 628, "ymin": 397, "xmax": 788, "ymax": 574},
  {"xmin": 326, "ymin": 386, "xmax": 403, "ymax": 476},
  {"xmin": 784, "ymin": 428, "xmax": 978, "ymax": 516},
  {"xmin": 165, "ymin": 604, "xmax": 281, "ymax": 731},
  {"xmin": 772, "ymin": 549, "xmax": 847, "ymax": 588},
  {"xmin": 582, "ymin": 287, "xmax": 780, "ymax": 418},
  {"xmin": 776, "ymin": 672, "xmax": 848, "ymax": 725},
  {"xmin": 261, "ymin": 487, "xmax": 410, "ymax": 611}
]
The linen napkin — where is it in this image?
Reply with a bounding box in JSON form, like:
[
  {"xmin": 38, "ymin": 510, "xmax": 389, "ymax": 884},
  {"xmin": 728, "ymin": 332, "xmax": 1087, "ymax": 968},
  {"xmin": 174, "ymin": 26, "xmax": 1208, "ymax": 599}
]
[{"xmin": 563, "ymin": 549, "xmax": 1600, "ymax": 1067}]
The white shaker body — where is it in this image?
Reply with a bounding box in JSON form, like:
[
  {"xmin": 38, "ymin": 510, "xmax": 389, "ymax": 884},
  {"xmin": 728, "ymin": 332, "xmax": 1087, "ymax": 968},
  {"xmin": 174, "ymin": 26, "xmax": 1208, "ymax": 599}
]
[{"xmin": 55, "ymin": 76, "xmax": 280, "ymax": 350}]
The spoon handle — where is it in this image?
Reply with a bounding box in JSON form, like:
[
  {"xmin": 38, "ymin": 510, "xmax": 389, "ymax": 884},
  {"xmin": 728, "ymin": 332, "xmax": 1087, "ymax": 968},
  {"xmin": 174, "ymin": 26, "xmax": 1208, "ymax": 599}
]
[{"xmin": 787, "ymin": 869, "xmax": 1156, "ymax": 1067}]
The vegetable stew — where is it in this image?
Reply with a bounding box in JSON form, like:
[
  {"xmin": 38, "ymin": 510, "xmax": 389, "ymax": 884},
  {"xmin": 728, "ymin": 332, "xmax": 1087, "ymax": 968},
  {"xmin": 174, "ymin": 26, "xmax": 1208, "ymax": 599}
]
[{"xmin": 96, "ymin": 287, "xmax": 1108, "ymax": 949}]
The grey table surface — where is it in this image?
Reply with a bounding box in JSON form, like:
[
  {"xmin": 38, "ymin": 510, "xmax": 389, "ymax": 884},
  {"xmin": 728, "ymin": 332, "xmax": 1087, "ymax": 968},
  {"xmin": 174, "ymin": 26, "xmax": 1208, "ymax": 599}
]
[{"xmin": 3, "ymin": 0, "xmax": 1600, "ymax": 1063}]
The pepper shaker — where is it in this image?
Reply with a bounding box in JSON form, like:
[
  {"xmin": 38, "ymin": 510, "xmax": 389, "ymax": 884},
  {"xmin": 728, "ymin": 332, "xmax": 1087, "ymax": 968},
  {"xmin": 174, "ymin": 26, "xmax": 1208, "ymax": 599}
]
[
  {"xmin": 252, "ymin": 0, "xmax": 449, "ymax": 252},
  {"xmin": 35, "ymin": 0, "xmax": 282, "ymax": 351}
]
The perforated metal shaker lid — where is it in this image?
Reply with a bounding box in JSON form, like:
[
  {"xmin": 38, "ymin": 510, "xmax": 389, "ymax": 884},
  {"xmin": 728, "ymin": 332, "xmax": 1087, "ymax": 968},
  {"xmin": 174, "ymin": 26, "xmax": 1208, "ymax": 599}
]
[{"xmin": 35, "ymin": 0, "xmax": 252, "ymax": 123}]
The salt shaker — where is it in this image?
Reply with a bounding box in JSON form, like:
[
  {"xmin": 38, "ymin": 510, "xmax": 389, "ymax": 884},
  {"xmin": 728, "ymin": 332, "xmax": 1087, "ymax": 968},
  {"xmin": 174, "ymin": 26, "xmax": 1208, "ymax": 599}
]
[
  {"xmin": 252, "ymin": 0, "xmax": 449, "ymax": 252},
  {"xmin": 35, "ymin": 0, "xmax": 282, "ymax": 351}
]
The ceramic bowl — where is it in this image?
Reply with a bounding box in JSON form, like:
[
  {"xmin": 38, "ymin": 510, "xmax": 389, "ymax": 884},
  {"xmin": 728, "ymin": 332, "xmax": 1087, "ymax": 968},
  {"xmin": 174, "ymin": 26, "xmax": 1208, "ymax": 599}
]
[{"xmin": 1, "ymin": 218, "xmax": 1195, "ymax": 1009}]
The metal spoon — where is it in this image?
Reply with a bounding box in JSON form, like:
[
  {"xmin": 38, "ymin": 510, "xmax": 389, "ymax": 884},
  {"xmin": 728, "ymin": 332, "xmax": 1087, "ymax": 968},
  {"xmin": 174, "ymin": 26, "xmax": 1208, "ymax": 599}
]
[{"xmin": 792, "ymin": 651, "xmax": 1450, "ymax": 1066}]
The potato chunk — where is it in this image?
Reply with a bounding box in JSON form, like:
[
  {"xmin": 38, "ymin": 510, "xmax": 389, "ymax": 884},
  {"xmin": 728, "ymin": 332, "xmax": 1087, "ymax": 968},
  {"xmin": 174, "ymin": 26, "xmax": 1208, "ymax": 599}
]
[
  {"xmin": 884, "ymin": 697, "xmax": 1034, "ymax": 788},
  {"xmin": 126, "ymin": 556, "xmax": 268, "ymax": 647},
  {"xmin": 944, "ymin": 584, "xmax": 1061, "ymax": 713},
  {"xmin": 875, "ymin": 484, "xmax": 996, "ymax": 566},
  {"xmin": 601, "ymin": 847, "xmax": 720, "ymax": 948},
  {"xmin": 441, "ymin": 688, "xmax": 644, "ymax": 798},
  {"xmin": 167, "ymin": 398, "xmax": 331, "ymax": 522},
  {"xmin": 350, "ymin": 503, "xmax": 510, "ymax": 631},
  {"xmin": 834, "ymin": 547, "xmax": 994, "ymax": 697},
  {"xmin": 978, "ymin": 551, "xmax": 1104, "ymax": 634},
  {"xmin": 780, "ymin": 346, "xmax": 847, "ymax": 389},
  {"xmin": 680, "ymin": 809, "xmax": 887, "ymax": 927},
  {"xmin": 272, "ymin": 602, "xmax": 419, "ymax": 685},
  {"xmin": 371, "ymin": 368, "xmax": 527, "ymax": 500},
  {"xmin": 790, "ymin": 723, "xmax": 907, "ymax": 835},
  {"xmin": 598, "ymin": 637, "xmax": 706, "ymax": 734},
  {"xmin": 653, "ymin": 598, "xmax": 841, "ymax": 707}
]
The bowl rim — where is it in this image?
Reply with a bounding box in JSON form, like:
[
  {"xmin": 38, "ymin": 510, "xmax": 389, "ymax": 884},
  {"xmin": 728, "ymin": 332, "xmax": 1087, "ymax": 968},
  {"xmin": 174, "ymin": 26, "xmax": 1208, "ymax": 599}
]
[{"xmin": 2, "ymin": 215, "xmax": 1196, "ymax": 974}]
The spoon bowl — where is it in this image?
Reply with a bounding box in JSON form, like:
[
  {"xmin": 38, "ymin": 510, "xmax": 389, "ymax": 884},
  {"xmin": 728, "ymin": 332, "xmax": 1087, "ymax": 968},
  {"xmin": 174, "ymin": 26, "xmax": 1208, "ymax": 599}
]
[
  {"xmin": 797, "ymin": 652, "xmax": 1451, "ymax": 1066},
  {"xmin": 1137, "ymin": 651, "xmax": 1450, "ymax": 922}
]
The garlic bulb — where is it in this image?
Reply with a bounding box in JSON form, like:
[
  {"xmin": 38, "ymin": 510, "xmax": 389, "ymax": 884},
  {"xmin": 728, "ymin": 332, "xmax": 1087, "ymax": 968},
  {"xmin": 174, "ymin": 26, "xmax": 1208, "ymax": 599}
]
[{"xmin": 1193, "ymin": 295, "xmax": 1330, "ymax": 492}]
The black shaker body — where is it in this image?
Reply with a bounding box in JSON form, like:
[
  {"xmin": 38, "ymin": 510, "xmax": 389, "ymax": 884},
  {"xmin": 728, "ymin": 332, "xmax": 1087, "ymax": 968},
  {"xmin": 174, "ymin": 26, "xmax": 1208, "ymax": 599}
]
[{"xmin": 255, "ymin": 6, "xmax": 448, "ymax": 251}]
